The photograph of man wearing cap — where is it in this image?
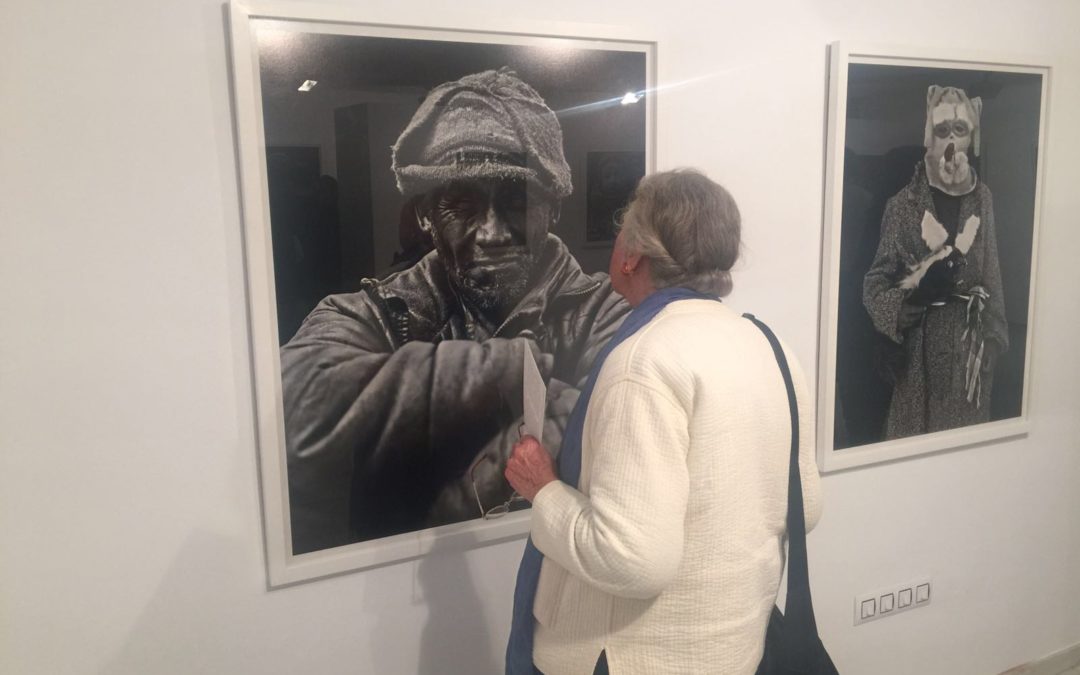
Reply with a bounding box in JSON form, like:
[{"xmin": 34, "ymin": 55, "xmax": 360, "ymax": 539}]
[{"xmin": 280, "ymin": 68, "xmax": 630, "ymax": 554}]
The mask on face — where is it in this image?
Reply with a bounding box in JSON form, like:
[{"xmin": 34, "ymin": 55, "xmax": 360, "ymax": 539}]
[{"xmin": 924, "ymin": 85, "xmax": 982, "ymax": 196}]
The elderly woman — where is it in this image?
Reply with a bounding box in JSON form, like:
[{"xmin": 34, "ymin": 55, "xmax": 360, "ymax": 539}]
[{"xmin": 504, "ymin": 169, "xmax": 823, "ymax": 674}]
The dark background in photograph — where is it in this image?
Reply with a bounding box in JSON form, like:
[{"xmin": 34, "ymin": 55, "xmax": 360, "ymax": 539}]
[
  {"xmin": 586, "ymin": 150, "xmax": 647, "ymax": 242},
  {"xmin": 257, "ymin": 31, "xmax": 647, "ymax": 343},
  {"xmin": 834, "ymin": 64, "xmax": 1042, "ymax": 450}
]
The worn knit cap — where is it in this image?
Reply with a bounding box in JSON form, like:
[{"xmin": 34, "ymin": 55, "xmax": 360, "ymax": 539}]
[{"xmin": 392, "ymin": 67, "xmax": 572, "ymax": 198}]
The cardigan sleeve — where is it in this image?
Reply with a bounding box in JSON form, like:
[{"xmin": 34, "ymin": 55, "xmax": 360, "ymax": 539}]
[{"xmin": 530, "ymin": 378, "xmax": 690, "ymax": 600}]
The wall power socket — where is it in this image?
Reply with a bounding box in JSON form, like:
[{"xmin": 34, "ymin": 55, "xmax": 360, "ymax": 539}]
[{"xmin": 854, "ymin": 578, "xmax": 932, "ymax": 626}]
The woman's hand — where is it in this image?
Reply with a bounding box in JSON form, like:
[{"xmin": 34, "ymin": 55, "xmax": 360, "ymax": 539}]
[{"xmin": 505, "ymin": 435, "xmax": 558, "ymax": 503}]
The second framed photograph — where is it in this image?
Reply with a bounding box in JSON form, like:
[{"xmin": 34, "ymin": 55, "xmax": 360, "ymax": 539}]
[
  {"xmin": 229, "ymin": 1, "xmax": 655, "ymax": 585},
  {"xmin": 818, "ymin": 43, "xmax": 1050, "ymax": 472}
]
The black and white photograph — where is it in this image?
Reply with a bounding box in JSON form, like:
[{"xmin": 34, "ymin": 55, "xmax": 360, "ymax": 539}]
[
  {"xmin": 230, "ymin": 10, "xmax": 653, "ymax": 579},
  {"xmin": 818, "ymin": 44, "xmax": 1048, "ymax": 471}
]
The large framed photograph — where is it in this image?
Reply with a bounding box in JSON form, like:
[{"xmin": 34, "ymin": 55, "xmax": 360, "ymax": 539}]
[
  {"xmin": 818, "ymin": 43, "xmax": 1050, "ymax": 472},
  {"xmin": 228, "ymin": 1, "xmax": 654, "ymax": 585}
]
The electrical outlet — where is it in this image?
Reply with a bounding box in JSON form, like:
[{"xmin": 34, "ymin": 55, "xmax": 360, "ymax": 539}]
[{"xmin": 854, "ymin": 578, "xmax": 932, "ymax": 625}]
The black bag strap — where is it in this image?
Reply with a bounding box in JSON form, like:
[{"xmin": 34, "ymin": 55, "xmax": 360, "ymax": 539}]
[{"xmin": 744, "ymin": 313, "xmax": 820, "ymax": 636}]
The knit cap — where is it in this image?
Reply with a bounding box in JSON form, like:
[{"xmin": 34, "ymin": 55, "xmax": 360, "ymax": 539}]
[{"xmin": 392, "ymin": 67, "xmax": 572, "ymax": 199}]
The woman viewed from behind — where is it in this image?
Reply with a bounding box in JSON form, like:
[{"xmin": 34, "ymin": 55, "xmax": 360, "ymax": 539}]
[{"xmin": 504, "ymin": 169, "xmax": 823, "ymax": 674}]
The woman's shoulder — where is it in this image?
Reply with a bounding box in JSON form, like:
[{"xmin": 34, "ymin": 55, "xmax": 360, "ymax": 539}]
[
  {"xmin": 641, "ymin": 299, "xmax": 742, "ymax": 345},
  {"xmin": 602, "ymin": 300, "xmax": 743, "ymax": 385}
]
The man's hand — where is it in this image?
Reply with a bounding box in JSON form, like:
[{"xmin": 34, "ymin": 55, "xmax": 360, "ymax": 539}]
[{"xmin": 505, "ymin": 435, "xmax": 558, "ymax": 503}]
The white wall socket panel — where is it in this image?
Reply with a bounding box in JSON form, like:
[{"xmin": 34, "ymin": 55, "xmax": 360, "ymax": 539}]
[{"xmin": 854, "ymin": 578, "xmax": 932, "ymax": 625}]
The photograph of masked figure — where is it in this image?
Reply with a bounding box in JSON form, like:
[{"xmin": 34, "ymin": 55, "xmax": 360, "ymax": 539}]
[
  {"xmin": 251, "ymin": 27, "xmax": 650, "ymax": 556},
  {"xmin": 821, "ymin": 50, "xmax": 1047, "ymax": 468}
]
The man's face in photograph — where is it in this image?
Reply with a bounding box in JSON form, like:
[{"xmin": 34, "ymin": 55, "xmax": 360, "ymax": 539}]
[{"xmin": 424, "ymin": 177, "xmax": 556, "ymax": 313}]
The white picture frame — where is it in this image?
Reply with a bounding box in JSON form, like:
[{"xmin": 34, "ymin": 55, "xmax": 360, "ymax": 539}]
[
  {"xmin": 228, "ymin": 0, "xmax": 656, "ymax": 586},
  {"xmin": 817, "ymin": 42, "xmax": 1050, "ymax": 473}
]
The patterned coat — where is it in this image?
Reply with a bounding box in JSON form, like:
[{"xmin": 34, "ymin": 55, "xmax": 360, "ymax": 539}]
[
  {"xmin": 281, "ymin": 235, "xmax": 628, "ymax": 553},
  {"xmin": 863, "ymin": 163, "xmax": 1008, "ymax": 440}
]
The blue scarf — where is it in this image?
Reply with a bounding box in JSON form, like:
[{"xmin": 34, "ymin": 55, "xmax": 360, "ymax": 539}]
[{"xmin": 506, "ymin": 287, "xmax": 718, "ymax": 674}]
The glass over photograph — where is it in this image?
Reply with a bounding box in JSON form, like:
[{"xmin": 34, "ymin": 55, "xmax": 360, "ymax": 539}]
[
  {"xmin": 831, "ymin": 62, "xmax": 1043, "ymax": 453},
  {"xmin": 253, "ymin": 25, "xmax": 649, "ymax": 554}
]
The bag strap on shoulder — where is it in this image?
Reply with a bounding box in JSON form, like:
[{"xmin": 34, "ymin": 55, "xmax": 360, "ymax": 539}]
[{"xmin": 743, "ymin": 313, "xmax": 820, "ymax": 635}]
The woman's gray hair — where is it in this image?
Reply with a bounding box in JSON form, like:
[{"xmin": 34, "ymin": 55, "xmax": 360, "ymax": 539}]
[{"xmin": 619, "ymin": 168, "xmax": 741, "ymax": 297}]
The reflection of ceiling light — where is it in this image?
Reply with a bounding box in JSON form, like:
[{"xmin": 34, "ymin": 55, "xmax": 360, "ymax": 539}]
[
  {"xmin": 298, "ymin": 80, "xmax": 318, "ymax": 92},
  {"xmin": 621, "ymin": 92, "xmax": 642, "ymax": 105}
]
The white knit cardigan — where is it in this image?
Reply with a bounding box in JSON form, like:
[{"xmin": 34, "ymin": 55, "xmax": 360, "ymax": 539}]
[{"xmin": 529, "ymin": 300, "xmax": 823, "ymax": 675}]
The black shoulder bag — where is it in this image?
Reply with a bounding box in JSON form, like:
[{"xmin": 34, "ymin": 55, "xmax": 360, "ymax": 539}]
[{"xmin": 745, "ymin": 314, "xmax": 839, "ymax": 675}]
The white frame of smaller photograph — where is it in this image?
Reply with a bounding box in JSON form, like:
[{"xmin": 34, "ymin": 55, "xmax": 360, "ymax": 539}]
[
  {"xmin": 817, "ymin": 42, "xmax": 1051, "ymax": 473},
  {"xmin": 228, "ymin": 0, "xmax": 656, "ymax": 586}
]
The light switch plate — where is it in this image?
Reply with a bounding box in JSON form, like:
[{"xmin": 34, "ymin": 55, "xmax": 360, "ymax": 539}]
[{"xmin": 855, "ymin": 578, "xmax": 932, "ymax": 626}]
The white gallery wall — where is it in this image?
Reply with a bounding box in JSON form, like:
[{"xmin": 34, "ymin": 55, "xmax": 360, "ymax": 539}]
[{"xmin": 2, "ymin": 0, "xmax": 1078, "ymax": 673}]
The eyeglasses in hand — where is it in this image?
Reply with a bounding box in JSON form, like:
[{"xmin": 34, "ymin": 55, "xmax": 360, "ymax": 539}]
[
  {"xmin": 470, "ymin": 455, "xmax": 526, "ymax": 519},
  {"xmin": 468, "ymin": 423, "xmax": 528, "ymax": 519}
]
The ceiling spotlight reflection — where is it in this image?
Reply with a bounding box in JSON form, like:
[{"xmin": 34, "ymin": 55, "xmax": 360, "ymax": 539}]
[
  {"xmin": 557, "ymin": 91, "xmax": 646, "ymax": 118},
  {"xmin": 556, "ymin": 72, "xmax": 720, "ymax": 119},
  {"xmin": 298, "ymin": 80, "xmax": 318, "ymax": 92}
]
